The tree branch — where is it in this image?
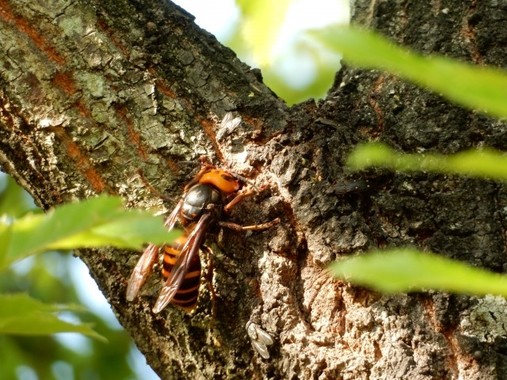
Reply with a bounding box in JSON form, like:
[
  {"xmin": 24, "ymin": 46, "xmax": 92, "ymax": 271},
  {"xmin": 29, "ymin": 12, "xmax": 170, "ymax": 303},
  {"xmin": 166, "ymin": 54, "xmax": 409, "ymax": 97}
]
[{"xmin": 2, "ymin": 0, "xmax": 507, "ymax": 379}]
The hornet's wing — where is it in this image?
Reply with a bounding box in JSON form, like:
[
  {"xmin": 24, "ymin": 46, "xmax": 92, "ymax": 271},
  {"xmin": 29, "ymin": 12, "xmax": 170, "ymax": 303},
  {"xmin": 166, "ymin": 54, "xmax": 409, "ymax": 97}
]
[
  {"xmin": 126, "ymin": 199, "xmax": 183, "ymax": 302},
  {"xmin": 152, "ymin": 212, "xmax": 212, "ymax": 313}
]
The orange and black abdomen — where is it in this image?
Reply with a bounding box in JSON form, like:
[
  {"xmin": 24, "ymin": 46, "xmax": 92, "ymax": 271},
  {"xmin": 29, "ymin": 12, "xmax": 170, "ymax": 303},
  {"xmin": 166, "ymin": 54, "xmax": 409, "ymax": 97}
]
[{"xmin": 161, "ymin": 236, "xmax": 201, "ymax": 311}]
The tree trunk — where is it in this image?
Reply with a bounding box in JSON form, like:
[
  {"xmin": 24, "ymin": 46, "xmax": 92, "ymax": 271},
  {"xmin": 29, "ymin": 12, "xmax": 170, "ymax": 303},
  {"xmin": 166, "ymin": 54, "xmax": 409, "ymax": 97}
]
[{"xmin": 1, "ymin": 0, "xmax": 507, "ymax": 379}]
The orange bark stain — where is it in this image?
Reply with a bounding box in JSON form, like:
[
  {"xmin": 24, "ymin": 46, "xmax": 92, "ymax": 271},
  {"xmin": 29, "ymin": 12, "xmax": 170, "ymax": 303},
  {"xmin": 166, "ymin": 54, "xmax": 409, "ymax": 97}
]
[
  {"xmin": 0, "ymin": 0, "xmax": 65, "ymax": 65},
  {"xmin": 165, "ymin": 158, "xmax": 181, "ymax": 175},
  {"xmin": 199, "ymin": 118, "xmax": 224, "ymax": 162},
  {"xmin": 115, "ymin": 105, "xmax": 148, "ymax": 161},
  {"xmin": 74, "ymin": 99, "xmax": 92, "ymax": 118},
  {"xmin": 51, "ymin": 127, "xmax": 108, "ymax": 193},
  {"xmin": 52, "ymin": 71, "xmax": 93, "ymax": 119},
  {"xmin": 96, "ymin": 17, "xmax": 129, "ymax": 58},
  {"xmin": 51, "ymin": 71, "xmax": 77, "ymax": 96},
  {"xmin": 155, "ymin": 79, "xmax": 178, "ymax": 99}
]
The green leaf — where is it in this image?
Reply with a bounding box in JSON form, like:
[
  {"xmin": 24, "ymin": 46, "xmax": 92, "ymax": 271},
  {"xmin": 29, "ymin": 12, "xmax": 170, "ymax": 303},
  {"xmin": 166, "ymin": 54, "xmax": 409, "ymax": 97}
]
[
  {"xmin": 0, "ymin": 176, "xmax": 35, "ymax": 217},
  {"xmin": 0, "ymin": 195, "xmax": 179, "ymax": 270},
  {"xmin": 347, "ymin": 142, "xmax": 507, "ymax": 180},
  {"xmin": 329, "ymin": 249, "xmax": 507, "ymax": 296},
  {"xmin": 261, "ymin": 38, "xmax": 342, "ymax": 105},
  {"xmin": 46, "ymin": 210, "xmax": 180, "ymax": 250},
  {"xmin": 0, "ymin": 293, "xmax": 105, "ymax": 340},
  {"xmin": 310, "ymin": 26, "xmax": 507, "ymax": 118},
  {"xmin": 237, "ymin": 0, "xmax": 291, "ymax": 66},
  {"xmin": 0, "ymin": 219, "xmax": 13, "ymax": 268}
]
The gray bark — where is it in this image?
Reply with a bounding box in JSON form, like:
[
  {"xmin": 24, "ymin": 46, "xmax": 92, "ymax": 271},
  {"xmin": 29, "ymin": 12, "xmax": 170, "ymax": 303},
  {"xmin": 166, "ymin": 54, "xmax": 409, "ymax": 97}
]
[{"xmin": 1, "ymin": 0, "xmax": 507, "ymax": 379}]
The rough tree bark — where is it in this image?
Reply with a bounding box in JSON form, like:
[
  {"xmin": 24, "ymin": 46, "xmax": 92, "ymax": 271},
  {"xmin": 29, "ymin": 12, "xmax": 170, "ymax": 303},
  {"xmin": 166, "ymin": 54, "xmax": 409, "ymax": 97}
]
[{"xmin": 1, "ymin": 0, "xmax": 507, "ymax": 379}]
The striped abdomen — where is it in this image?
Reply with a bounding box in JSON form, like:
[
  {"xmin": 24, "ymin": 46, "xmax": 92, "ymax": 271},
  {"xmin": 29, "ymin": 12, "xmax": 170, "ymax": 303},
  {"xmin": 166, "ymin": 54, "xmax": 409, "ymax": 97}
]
[{"xmin": 161, "ymin": 236, "xmax": 201, "ymax": 311}]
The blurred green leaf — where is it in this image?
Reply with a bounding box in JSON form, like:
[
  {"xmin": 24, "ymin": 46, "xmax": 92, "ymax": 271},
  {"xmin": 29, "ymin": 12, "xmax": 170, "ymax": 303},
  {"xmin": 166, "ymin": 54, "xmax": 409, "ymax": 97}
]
[
  {"xmin": 0, "ymin": 195, "xmax": 179, "ymax": 270},
  {"xmin": 0, "ymin": 293, "xmax": 105, "ymax": 340},
  {"xmin": 330, "ymin": 248, "xmax": 507, "ymax": 296},
  {"xmin": 0, "ymin": 251, "xmax": 142, "ymax": 379},
  {"xmin": 347, "ymin": 142, "xmax": 507, "ymax": 180},
  {"xmin": 262, "ymin": 38, "xmax": 341, "ymax": 105},
  {"xmin": 236, "ymin": 0, "xmax": 291, "ymax": 66},
  {"xmin": 310, "ymin": 26, "xmax": 507, "ymax": 118},
  {"xmin": 227, "ymin": 1, "xmax": 345, "ymax": 105},
  {"xmin": 0, "ymin": 176, "xmax": 35, "ymax": 217}
]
